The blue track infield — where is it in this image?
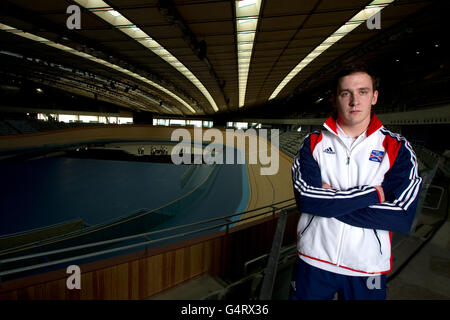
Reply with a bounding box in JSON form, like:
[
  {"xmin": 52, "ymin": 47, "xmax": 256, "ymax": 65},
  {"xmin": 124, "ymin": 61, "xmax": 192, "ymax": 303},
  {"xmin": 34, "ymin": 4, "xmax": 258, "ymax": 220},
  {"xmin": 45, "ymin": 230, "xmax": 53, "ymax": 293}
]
[{"xmin": 0, "ymin": 156, "xmax": 249, "ymax": 237}]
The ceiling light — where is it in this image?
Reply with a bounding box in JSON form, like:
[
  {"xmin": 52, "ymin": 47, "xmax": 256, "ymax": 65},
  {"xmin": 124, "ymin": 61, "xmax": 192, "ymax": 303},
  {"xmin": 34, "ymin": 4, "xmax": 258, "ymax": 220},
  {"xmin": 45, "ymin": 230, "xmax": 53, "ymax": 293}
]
[
  {"xmin": 237, "ymin": 32, "xmax": 255, "ymax": 42},
  {"xmin": 269, "ymin": 0, "xmax": 395, "ymax": 100},
  {"xmin": 238, "ymin": 0, "xmax": 257, "ymax": 8},
  {"xmin": 108, "ymin": 10, "xmax": 121, "ymax": 17},
  {"xmin": 235, "ymin": 0, "xmax": 261, "ymax": 108},
  {"xmin": 0, "ymin": 23, "xmax": 195, "ymax": 114},
  {"xmin": 72, "ymin": 1, "xmax": 218, "ymax": 113},
  {"xmin": 238, "ymin": 18, "xmax": 257, "ymax": 24}
]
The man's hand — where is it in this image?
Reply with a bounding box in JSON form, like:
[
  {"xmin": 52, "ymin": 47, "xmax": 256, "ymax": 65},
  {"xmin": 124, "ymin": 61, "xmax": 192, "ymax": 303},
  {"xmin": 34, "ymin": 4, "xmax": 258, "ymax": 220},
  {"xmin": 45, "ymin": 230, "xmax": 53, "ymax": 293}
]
[
  {"xmin": 322, "ymin": 182, "xmax": 385, "ymax": 203},
  {"xmin": 374, "ymin": 186, "xmax": 385, "ymax": 203},
  {"xmin": 322, "ymin": 182, "xmax": 332, "ymax": 189}
]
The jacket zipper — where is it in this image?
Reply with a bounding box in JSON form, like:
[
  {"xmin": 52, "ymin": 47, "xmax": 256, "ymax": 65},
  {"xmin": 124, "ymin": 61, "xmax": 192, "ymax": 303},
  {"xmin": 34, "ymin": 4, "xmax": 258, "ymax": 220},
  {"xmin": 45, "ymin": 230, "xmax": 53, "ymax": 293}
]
[
  {"xmin": 347, "ymin": 155, "xmax": 351, "ymax": 189},
  {"xmin": 337, "ymin": 147, "xmax": 351, "ymax": 267},
  {"xmin": 347, "ymin": 150, "xmax": 351, "ymax": 194},
  {"xmin": 373, "ymin": 230, "xmax": 382, "ymax": 255}
]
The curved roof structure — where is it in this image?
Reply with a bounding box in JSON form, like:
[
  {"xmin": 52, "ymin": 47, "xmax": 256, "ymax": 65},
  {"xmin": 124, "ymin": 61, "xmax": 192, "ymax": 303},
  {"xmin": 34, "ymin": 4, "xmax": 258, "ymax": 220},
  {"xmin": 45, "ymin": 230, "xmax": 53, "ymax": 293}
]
[{"xmin": 0, "ymin": 0, "xmax": 447, "ymax": 118}]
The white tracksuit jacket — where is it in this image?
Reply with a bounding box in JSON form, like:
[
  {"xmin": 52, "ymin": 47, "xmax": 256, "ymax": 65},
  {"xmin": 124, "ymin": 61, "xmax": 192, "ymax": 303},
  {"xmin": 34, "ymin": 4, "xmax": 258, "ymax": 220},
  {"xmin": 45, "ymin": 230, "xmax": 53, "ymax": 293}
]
[{"xmin": 292, "ymin": 113, "xmax": 422, "ymax": 276}]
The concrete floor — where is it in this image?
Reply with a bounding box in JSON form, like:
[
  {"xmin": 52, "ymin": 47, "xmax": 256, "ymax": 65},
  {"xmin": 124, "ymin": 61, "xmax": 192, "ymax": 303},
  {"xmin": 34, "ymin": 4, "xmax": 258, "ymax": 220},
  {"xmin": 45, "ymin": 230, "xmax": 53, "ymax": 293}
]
[
  {"xmin": 387, "ymin": 219, "xmax": 450, "ymax": 300},
  {"xmin": 148, "ymin": 274, "xmax": 228, "ymax": 300},
  {"xmin": 385, "ymin": 174, "xmax": 450, "ymax": 300}
]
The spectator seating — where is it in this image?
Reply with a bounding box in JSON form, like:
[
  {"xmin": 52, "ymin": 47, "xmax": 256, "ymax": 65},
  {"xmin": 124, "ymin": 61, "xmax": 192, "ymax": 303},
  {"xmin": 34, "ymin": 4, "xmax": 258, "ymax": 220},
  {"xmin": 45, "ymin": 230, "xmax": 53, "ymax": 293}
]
[
  {"xmin": 0, "ymin": 120, "xmax": 20, "ymax": 135},
  {"xmin": 0, "ymin": 118, "xmax": 107, "ymax": 136},
  {"xmin": 278, "ymin": 131, "xmax": 307, "ymax": 157}
]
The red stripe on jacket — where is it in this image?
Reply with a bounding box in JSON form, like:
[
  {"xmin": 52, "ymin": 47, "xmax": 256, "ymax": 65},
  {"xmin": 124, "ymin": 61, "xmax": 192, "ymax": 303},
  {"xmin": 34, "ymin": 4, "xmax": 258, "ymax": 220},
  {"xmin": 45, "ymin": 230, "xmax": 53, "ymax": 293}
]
[
  {"xmin": 310, "ymin": 132, "xmax": 323, "ymax": 153},
  {"xmin": 383, "ymin": 135, "xmax": 402, "ymax": 169}
]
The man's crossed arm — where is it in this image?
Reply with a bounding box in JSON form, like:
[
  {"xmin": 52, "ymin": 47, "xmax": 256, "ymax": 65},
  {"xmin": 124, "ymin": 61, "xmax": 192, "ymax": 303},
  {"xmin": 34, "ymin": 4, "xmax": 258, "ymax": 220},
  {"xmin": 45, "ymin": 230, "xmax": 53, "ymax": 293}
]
[{"xmin": 292, "ymin": 134, "xmax": 423, "ymax": 234}]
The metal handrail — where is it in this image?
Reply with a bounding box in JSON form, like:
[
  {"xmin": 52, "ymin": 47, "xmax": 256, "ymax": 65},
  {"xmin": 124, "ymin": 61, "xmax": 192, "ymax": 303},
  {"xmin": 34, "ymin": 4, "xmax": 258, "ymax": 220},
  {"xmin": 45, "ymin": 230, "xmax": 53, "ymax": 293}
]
[
  {"xmin": 0, "ymin": 221, "xmax": 228, "ymax": 277},
  {"xmin": 0, "ymin": 197, "xmax": 295, "ymax": 258},
  {"xmin": 0, "ymin": 197, "xmax": 295, "ymax": 257},
  {"xmin": 0, "ymin": 199, "xmax": 295, "ymax": 264},
  {"xmin": 0, "ymin": 199, "xmax": 297, "ymax": 278},
  {"xmin": 421, "ymin": 185, "xmax": 445, "ymax": 210},
  {"xmin": 410, "ymin": 144, "xmax": 442, "ymax": 232}
]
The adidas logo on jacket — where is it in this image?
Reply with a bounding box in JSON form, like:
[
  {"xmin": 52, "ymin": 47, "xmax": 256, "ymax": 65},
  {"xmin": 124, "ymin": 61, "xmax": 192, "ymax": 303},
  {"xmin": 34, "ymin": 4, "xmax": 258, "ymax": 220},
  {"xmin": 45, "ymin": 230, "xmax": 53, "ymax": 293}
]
[{"xmin": 292, "ymin": 113, "xmax": 422, "ymax": 276}]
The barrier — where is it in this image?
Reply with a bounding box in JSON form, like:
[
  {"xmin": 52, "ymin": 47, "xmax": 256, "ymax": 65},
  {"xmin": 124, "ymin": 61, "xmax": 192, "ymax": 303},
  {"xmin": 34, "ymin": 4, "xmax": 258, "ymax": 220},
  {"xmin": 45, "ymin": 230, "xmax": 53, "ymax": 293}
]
[
  {"xmin": 0, "ymin": 198, "xmax": 297, "ymax": 285},
  {"xmin": 0, "ymin": 164, "xmax": 220, "ymax": 281}
]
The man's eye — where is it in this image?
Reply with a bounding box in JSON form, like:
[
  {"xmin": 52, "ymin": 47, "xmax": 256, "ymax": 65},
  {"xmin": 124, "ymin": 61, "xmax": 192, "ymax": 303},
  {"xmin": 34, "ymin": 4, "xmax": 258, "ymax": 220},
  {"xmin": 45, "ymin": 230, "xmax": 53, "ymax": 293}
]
[
  {"xmin": 360, "ymin": 90, "xmax": 368, "ymax": 95},
  {"xmin": 341, "ymin": 92, "xmax": 349, "ymax": 97}
]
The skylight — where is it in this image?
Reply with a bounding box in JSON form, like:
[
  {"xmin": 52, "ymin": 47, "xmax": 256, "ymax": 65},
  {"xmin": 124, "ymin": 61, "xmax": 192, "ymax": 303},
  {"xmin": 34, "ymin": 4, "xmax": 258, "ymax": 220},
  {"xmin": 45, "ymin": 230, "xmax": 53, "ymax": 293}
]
[
  {"xmin": 238, "ymin": 0, "xmax": 257, "ymax": 8},
  {"xmin": 235, "ymin": 0, "xmax": 261, "ymax": 108},
  {"xmin": 72, "ymin": 0, "xmax": 219, "ymax": 113},
  {"xmin": 107, "ymin": 10, "xmax": 121, "ymax": 17},
  {"xmin": 0, "ymin": 23, "xmax": 195, "ymax": 114},
  {"xmin": 269, "ymin": 0, "xmax": 395, "ymax": 100}
]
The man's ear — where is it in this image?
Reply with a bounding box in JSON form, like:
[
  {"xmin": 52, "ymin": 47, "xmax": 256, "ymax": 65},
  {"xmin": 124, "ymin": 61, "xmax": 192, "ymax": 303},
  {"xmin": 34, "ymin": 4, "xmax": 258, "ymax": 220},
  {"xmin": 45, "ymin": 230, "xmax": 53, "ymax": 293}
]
[{"xmin": 372, "ymin": 90, "xmax": 379, "ymax": 105}]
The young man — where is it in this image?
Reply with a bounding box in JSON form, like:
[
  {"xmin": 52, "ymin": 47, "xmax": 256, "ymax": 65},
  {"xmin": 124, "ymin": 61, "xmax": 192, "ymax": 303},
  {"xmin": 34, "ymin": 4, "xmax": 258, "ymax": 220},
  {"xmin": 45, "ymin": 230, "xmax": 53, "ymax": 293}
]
[{"xmin": 290, "ymin": 63, "xmax": 423, "ymax": 300}]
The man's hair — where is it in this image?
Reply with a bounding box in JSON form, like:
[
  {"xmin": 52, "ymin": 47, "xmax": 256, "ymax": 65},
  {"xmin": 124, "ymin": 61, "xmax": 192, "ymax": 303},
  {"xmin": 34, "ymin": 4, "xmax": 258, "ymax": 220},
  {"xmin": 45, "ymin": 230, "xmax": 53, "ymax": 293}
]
[{"xmin": 334, "ymin": 62, "xmax": 377, "ymax": 93}]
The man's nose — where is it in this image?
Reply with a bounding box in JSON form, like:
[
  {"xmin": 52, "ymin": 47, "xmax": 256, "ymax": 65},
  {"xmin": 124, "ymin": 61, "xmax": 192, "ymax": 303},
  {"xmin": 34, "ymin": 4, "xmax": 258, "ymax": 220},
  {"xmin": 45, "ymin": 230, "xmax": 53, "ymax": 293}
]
[{"xmin": 349, "ymin": 93, "xmax": 359, "ymax": 106}]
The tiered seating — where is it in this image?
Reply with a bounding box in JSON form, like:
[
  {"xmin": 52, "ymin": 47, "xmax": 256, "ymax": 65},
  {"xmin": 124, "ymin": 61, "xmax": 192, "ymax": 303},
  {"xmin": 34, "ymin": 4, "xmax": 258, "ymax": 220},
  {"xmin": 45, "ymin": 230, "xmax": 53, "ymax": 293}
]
[
  {"xmin": 278, "ymin": 131, "xmax": 307, "ymax": 157},
  {"xmin": 0, "ymin": 120, "xmax": 20, "ymax": 135},
  {"xmin": 0, "ymin": 118, "xmax": 108, "ymax": 136},
  {"xmin": 5, "ymin": 119, "xmax": 37, "ymax": 134},
  {"xmin": 30, "ymin": 119, "xmax": 70, "ymax": 132}
]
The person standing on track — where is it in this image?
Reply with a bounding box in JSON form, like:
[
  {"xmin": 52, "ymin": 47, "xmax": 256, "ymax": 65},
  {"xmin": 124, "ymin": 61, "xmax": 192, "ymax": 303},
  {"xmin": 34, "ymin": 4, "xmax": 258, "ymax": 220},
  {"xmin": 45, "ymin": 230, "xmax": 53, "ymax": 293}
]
[{"xmin": 290, "ymin": 62, "xmax": 423, "ymax": 300}]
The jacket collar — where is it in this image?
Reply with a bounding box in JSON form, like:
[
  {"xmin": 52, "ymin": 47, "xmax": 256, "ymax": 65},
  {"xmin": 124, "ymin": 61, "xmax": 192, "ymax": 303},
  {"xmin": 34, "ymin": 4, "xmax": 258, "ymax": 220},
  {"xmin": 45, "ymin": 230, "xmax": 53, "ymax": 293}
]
[{"xmin": 323, "ymin": 112, "xmax": 383, "ymax": 138}]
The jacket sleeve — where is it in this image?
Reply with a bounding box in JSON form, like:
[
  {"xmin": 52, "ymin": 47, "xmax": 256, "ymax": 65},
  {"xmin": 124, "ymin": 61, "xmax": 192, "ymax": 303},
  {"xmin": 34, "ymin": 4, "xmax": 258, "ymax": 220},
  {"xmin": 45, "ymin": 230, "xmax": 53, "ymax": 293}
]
[
  {"xmin": 336, "ymin": 139, "xmax": 423, "ymax": 233},
  {"xmin": 292, "ymin": 133, "xmax": 381, "ymax": 218}
]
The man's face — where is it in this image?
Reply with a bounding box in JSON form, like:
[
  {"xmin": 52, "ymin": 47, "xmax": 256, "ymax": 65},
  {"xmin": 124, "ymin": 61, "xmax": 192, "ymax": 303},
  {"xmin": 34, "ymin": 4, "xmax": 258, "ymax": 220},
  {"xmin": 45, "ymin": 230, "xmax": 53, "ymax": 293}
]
[{"xmin": 333, "ymin": 72, "xmax": 378, "ymax": 129}]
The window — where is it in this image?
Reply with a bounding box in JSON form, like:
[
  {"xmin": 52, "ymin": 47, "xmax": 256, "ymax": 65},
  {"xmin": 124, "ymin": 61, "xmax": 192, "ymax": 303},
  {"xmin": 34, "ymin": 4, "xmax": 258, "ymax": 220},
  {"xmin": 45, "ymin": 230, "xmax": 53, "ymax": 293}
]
[
  {"xmin": 234, "ymin": 122, "xmax": 248, "ymax": 130},
  {"xmin": 118, "ymin": 117, "xmax": 133, "ymax": 124},
  {"xmin": 108, "ymin": 116, "xmax": 118, "ymax": 124},
  {"xmin": 37, "ymin": 113, "xmax": 57, "ymax": 121},
  {"xmin": 169, "ymin": 119, "xmax": 186, "ymax": 126},
  {"xmin": 203, "ymin": 121, "xmax": 213, "ymax": 128},
  {"xmin": 187, "ymin": 120, "xmax": 202, "ymax": 127},
  {"xmin": 59, "ymin": 114, "xmax": 78, "ymax": 123},
  {"xmin": 154, "ymin": 119, "xmax": 169, "ymax": 126},
  {"xmin": 79, "ymin": 115, "xmax": 98, "ymax": 123}
]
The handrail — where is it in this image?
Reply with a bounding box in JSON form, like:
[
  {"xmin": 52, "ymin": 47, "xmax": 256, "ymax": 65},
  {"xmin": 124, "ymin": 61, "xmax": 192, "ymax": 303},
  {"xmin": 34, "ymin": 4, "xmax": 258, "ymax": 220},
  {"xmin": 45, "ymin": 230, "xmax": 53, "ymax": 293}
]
[
  {"xmin": 0, "ymin": 199, "xmax": 297, "ymax": 278},
  {"xmin": 0, "ymin": 197, "xmax": 295, "ymax": 257},
  {"xmin": 0, "ymin": 199, "xmax": 295, "ymax": 264},
  {"xmin": 410, "ymin": 144, "xmax": 442, "ymax": 232},
  {"xmin": 0, "ymin": 221, "xmax": 229, "ymax": 277}
]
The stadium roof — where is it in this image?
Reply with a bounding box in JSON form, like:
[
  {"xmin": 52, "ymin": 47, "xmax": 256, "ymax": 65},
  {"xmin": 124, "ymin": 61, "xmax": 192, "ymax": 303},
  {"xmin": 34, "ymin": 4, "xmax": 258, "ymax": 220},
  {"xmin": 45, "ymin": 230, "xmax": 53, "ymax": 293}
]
[{"xmin": 0, "ymin": 0, "xmax": 447, "ymax": 118}]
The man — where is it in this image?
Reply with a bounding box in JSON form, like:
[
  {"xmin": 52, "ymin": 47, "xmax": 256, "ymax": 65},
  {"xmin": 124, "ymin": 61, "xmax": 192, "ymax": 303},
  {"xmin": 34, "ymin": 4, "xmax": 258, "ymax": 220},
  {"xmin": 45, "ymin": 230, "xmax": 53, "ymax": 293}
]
[{"xmin": 290, "ymin": 63, "xmax": 422, "ymax": 300}]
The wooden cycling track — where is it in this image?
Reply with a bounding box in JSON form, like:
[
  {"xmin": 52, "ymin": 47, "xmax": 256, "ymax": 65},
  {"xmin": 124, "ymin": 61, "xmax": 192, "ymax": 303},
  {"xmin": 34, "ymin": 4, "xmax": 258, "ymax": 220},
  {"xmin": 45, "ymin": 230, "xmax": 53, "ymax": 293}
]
[{"xmin": 0, "ymin": 125, "xmax": 295, "ymax": 226}]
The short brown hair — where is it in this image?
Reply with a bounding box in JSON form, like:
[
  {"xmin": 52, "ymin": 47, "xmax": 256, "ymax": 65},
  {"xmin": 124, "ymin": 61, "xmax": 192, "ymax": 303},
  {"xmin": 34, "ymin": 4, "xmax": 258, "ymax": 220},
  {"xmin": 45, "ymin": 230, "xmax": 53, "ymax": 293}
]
[{"xmin": 334, "ymin": 62, "xmax": 377, "ymax": 93}]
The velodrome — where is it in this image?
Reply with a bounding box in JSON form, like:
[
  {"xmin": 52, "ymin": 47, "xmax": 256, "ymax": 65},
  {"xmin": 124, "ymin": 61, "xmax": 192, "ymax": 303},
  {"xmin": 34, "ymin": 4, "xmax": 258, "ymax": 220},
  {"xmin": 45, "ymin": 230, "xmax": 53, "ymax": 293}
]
[{"xmin": 0, "ymin": 0, "xmax": 449, "ymax": 302}]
